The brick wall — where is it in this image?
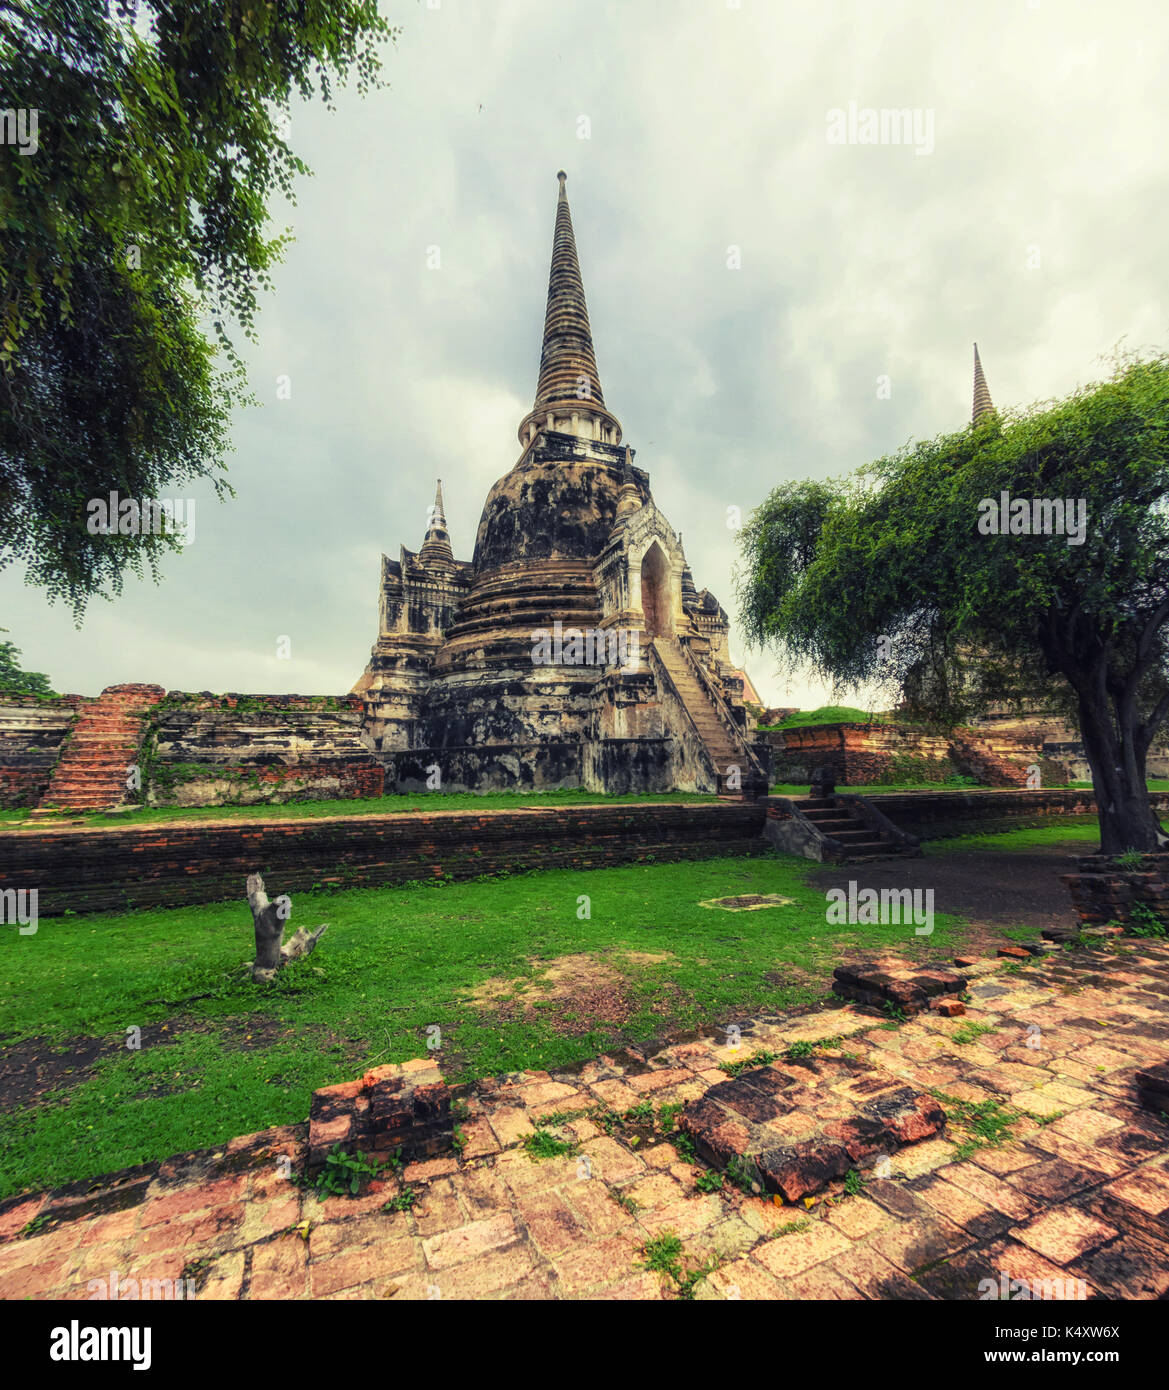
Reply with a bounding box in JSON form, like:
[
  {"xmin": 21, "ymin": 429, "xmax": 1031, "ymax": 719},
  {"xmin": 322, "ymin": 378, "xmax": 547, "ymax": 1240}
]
[
  {"xmin": 869, "ymin": 787, "xmax": 1169, "ymax": 840},
  {"xmin": 0, "ymin": 801, "xmax": 770, "ymax": 917},
  {"xmin": 144, "ymin": 694, "xmax": 381, "ymax": 806},
  {"xmin": 0, "ymin": 699, "xmax": 85, "ymax": 808},
  {"xmin": 765, "ymin": 723, "xmax": 958, "ymax": 785}
]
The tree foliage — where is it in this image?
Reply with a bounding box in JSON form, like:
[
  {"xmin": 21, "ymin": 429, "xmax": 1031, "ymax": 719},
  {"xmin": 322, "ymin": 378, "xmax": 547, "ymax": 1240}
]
[
  {"xmin": 737, "ymin": 349, "xmax": 1169, "ymax": 851},
  {"xmin": 0, "ymin": 627, "xmax": 54, "ymax": 694},
  {"xmin": 0, "ymin": 0, "xmax": 396, "ymax": 615}
]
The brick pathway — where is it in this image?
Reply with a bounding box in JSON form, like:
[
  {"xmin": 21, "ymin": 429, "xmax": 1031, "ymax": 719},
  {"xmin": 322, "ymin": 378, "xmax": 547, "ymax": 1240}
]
[{"xmin": 1, "ymin": 938, "xmax": 1167, "ymax": 1300}]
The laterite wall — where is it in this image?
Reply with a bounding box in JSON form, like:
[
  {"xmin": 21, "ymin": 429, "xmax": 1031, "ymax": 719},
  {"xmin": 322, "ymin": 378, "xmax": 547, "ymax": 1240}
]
[{"xmin": 0, "ymin": 801, "xmax": 770, "ymax": 916}]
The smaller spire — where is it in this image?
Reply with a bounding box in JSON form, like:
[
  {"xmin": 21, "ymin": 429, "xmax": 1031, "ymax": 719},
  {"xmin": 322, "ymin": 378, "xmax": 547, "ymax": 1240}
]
[
  {"xmin": 419, "ymin": 478, "xmax": 455, "ymax": 569},
  {"xmin": 615, "ymin": 446, "xmax": 642, "ymax": 519},
  {"xmin": 972, "ymin": 343, "xmax": 996, "ymax": 424}
]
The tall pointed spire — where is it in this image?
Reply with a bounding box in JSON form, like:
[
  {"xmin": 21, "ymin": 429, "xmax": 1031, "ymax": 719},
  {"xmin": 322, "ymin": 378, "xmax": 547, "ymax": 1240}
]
[
  {"xmin": 972, "ymin": 343, "xmax": 996, "ymax": 425},
  {"xmin": 518, "ymin": 173, "xmax": 622, "ymax": 447},
  {"xmin": 418, "ymin": 478, "xmax": 454, "ymax": 569}
]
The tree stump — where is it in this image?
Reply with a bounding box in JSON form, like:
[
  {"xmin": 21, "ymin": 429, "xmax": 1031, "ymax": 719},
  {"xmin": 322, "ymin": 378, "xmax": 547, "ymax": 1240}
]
[{"xmin": 246, "ymin": 873, "xmax": 328, "ymax": 983}]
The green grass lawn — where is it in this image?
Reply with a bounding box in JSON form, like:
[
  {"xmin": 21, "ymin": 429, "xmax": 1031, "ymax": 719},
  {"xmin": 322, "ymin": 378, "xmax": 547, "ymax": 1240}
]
[
  {"xmin": 0, "ymin": 787, "xmax": 719, "ymax": 829},
  {"xmin": 933, "ymin": 822, "xmax": 1102, "ymax": 854},
  {"xmin": 0, "ymin": 852, "xmax": 966, "ymax": 1200},
  {"xmin": 759, "ymin": 705, "xmax": 894, "ymax": 730},
  {"xmin": 772, "ymin": 780, "xmax": 1169, "ymax": 798},
  {"xmin": 770, "ymin": 781, "xmax": 977, "ymax": 796}
]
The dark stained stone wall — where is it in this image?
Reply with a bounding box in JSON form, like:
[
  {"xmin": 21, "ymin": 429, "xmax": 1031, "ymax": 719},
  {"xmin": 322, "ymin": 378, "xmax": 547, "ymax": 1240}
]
[{"xmin": 0, "ymin": 801, "xmax": 770, "ymax": 917}]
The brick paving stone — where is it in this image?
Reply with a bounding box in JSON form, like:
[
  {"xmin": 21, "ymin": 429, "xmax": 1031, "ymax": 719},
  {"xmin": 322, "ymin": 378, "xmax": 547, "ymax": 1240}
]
[
  {"xmin": 914, "ymin": 1175, "xmax": 1011, "ymax": 1239},
  {"xmin": 495, "ymin": 1150, "xmax": 584, "ymax": 1194},
  {"xmin": 1102, "ymin": 1167, "xmax": 1169, "ymax": 1217},
  {"xmin": 561, "ymin": 1179, "xmax": 636, "ymax": 1237},
  {"xmin": 309, "ymin": 1237, "xmax": 418, "ymax": 1297},
  {"xmin": 636, "ymin": 1193, "xmax": 722, "ymax": 1240},
  {"xmin": 588, "ymin": 1079, "xmax": 642, "ymax": 1109},
  {"xmin": 249, "ymin": 1236, "xmax": 310, "ymax": 1299},
  {"xmin": 413, "ymin": 1178, "xmax": 465, "ymax": 1237},
  {"xmin": 4, "ymin": 939, "xmax": 1168, "ymax": 1301},
  {"xmin": 698, "ymin": 1255, "xmax": 789, "ymax": 1300},
  {"xmin": 833, "ymin": 1244, "xmax": 935, "ymax": 1300},
  {"xmin": 487, "ymin": 1105, "xmax": 536, "ymax": 1147},
  {"xmin": 422, "ymin": 1214, "xmax": 518, "ymax": 1269},
  {"xmin": 787, "ymin": 1263, "xmax": 868, "ymax": 1299},
  {"xmin": 516, "ymin": 1081, "xmax": 582, "ymax": 1109},
  {"xmin": 1068, "ymin": 1231, "xmax": 1169, "ymax": 1299},
  {"xmin": 577, "ymin": 1136, "xmax": 647, "ymax": 1184},
  {"xmin": 984, "ymin": 1239, "xmax": 1096, "ymax": 1296},
  {"xmin": 514, "ymin": 1190, "xmax": 590, "ymax": 1258},
  {"xmin": 455, "ymin": 1166, "xmax": 513, "ymax": 1219},
  {"xmin": 1024, "ymin": 1129, "xmax": 1130, "ymax": 1178},
  {"xmin": 869, "ymin": 1212, "xmax": 971, "ymax": 1273},
  {"xmin": 402, "ymin": 1156, "xmax": 459, "ymax": 1182},
  {"xmin": 941, "ymin": 1165, "xmax": 1040, "ymax": 1220},
  {"xmin": 552, "ymin": 1233, "xmax": 641, "ymax": 1295},
  {"xmin": 1049, "ymin": 1107, "xmax": 1125, "ymax": 1145},
  {"xmin": 458, "ymin": 1118, "xmax": 502, "ymax": 1158},
  {"xmin": 824, "ymin": 1196, "xmax": 892, "ymax": 1240},
  {"xmin": 1011, "ymin": 1207, "xmax": 1119, "ymax": 1264},
  {"xmin": 750, "ymin": 1220, "xmax": 852, "ymax": 1279},
  {"xmin": 623, "ymin": 1171, "xmax": 687, "ymax": 1209},
  {"xmin": 422, "ymin": 1242, "xmax": 538, "ymax": 1299},
  {"xmin": 593, "ymin": 1269, "xmax": 668, "ymax": 1300},
  {"xmin": 968, "ymin": 1144, "xmax": 1045, "ymax": 1176},
  {"xmin": 1005, "ymin": 1157, "xmax": 1108, "ymax": 1203},
  {"xmin": 193, "ymin": 1250, "xmax": 246, "ymax": 1300}
]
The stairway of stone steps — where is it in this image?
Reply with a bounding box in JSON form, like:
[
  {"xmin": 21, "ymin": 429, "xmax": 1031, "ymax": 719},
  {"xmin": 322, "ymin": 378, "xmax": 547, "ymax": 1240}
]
[
  {"xmin": 651, "ymin": 638, "xmax": 747, "ymax": 784},
  {"xmin": 33, "ymin": 684, "xmax": 167, "ymax": 813},
  {"xmin": 949, "ymin": 728, "xmax": 1031, "ymax": 788},
  {"xmin": 793, "ymin": 796, "xmax": 906, "ymax": 860}
]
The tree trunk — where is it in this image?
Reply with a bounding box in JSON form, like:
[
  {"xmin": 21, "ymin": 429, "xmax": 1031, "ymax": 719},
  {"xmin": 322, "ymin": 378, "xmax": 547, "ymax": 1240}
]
[
  {"xmin": 246, "ymin": 873, "xmax": 328, "ymax": 983},
  {"xmin": 1078, "ymin": 692, "xmax": 1167, "ymax": 854}
]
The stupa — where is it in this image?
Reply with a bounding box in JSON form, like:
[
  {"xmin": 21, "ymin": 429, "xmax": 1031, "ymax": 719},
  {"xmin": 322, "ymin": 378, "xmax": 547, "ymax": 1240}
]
[{"xmin": 354, "ymin": 173, "xmax": 766, "ymax": 795}]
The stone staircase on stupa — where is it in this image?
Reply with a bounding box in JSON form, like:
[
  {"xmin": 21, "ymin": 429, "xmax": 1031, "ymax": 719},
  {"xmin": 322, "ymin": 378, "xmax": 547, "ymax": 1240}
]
[
  {"xmin": 650, "ymin": 637, "xmax": 766, "ymax": 794},
  {"xmin": 32, "ymin": 684, "xmax": 167, "ymax": 814}
]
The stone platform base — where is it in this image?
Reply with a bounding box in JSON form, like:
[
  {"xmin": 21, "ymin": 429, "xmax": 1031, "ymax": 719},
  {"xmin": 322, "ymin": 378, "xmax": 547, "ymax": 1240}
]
[
  {"xmin": 680, "ymin": 1061, "xmax": 946, "ymax": 1203},
  {"xmin": 832, "ymin": 957, "xmax": 970, "ymax": 1018}
]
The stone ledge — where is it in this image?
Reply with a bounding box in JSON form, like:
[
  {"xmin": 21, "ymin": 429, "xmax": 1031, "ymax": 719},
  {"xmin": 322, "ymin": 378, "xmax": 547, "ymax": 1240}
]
[
  {"xmin": 308, "ymin": 1059, "xmax": 453, "ymax": 1169},
  {"xmin": 679, "ymin": 1054, "xmax": 946, "ymax": 1204},
  {"xmin": 832, "ymin": 956, "xmax": 969, "ymax": 1017}
]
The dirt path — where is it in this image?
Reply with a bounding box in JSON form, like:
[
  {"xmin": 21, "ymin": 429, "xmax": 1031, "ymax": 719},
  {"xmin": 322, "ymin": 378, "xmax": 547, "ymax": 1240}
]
[{"xmin": 810, "ymin": 841, "xmax": 1084, "ymax": 955}]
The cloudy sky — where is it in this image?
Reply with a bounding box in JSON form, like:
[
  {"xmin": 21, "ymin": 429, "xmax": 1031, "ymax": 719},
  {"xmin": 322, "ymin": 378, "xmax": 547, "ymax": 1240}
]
[{"xmin": 5, "ymin": 0, "xmax": 1167, "ymax": 708}]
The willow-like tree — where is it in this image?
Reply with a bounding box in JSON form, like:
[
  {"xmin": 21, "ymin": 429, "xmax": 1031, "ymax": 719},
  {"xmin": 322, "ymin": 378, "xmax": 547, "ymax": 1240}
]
[
  {"xmin": 736, "ymin": 350, "xmax": 1169, "ymax": 854},
  {"xmin": 0, "ymin": 0, "xmax": 396, "ymax": 616}
]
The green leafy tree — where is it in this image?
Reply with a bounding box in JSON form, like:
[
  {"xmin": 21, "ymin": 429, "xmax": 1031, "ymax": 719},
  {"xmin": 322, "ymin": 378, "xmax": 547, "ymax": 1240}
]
[
  {"xmin": 0, "ymin": 0, "xmax": 395, "ymax": 616},
  {"xmin": 0, "ymin": 628, "xmax": 55, "ymax": 695},
  {"xmin": 737, "ymin": 349, "xmax": 1169, "ymax": 853}
]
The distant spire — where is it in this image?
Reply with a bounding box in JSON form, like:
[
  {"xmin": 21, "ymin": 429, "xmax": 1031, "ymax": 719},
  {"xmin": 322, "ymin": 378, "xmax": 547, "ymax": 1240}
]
[
  {"xmin": 419, "ymin": 478, "xmax": 454, "ymax": 569},
  {"xmin": 518, "ymin": 173, "xmax": 622, "ymax": 446},
  {"xmin": 972, "ymin": 343, "xmax": 996, "ymax": 424}
]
